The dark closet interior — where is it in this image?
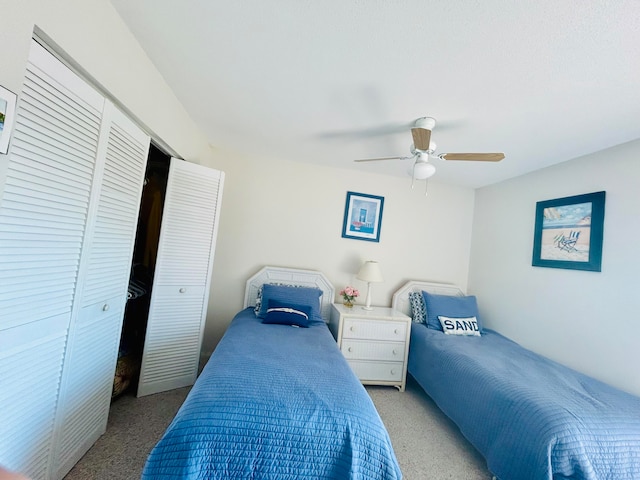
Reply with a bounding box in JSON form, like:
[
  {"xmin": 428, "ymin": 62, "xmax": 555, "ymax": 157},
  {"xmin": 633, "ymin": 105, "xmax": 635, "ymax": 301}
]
[{"xmin": 112, "ymin": 143, "xmax": 171, "ymax": 399}]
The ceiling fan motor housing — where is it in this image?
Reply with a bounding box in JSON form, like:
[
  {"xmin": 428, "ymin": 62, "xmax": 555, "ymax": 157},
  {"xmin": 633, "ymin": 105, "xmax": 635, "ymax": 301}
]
[
  {"xmin": 414, "ymin": 117, "xmax": 436, "ymax": 130},
  {"xmin": 411, "ymin": 142, "xmax": 436, "ymax": 155}
]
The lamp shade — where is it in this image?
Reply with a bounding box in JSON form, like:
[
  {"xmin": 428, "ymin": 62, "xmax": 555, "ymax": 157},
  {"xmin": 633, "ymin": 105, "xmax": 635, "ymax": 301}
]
[{"xmin": 357, "ymin": 261, "xmax": 383, "ymax": 283}]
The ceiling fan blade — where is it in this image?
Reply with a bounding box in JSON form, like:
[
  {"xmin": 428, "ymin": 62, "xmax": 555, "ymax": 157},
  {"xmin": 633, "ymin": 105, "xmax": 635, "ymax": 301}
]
[
  {"xmin": 354, "ymin": 156, "xmax": 408, "ymax": 162},
  {"xmin": 317, "ymin": 121, "xmax": 414, "ymax": 140},
  {"xmin": 411, "ymin": 127, "xmax": 432, "ymax": 151},
  {"xmin": 439, "ymin": 153, "xmax": 505, "ymax": 162}
]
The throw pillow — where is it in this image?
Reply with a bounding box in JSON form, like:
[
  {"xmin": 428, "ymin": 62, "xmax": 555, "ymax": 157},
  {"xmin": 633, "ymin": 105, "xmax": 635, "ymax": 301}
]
[
  {"xmin": 408, "ymin": 291, "xmax": 427, "ymax": 323},
  {"xmin": 263, "ymin": 300, "xmax": 312, "ymax": 327},
  {"xmin": 422, "ymin": 290, "xmax": 483, "ymax": 332},
  {"xmin": 438, "ymin": 315, "xmax": 481, "ymax": 336},
  {"xmin": 258, "ymin": 283, "xmax": 323, "ymax": 323}
]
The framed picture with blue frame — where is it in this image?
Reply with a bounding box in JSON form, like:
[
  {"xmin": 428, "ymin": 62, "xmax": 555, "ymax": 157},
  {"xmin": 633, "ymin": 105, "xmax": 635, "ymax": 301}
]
[
  {"xmin": 531, "ymin": 191, "xmax": 606, "ymax": 272},
  {"xmin": 341, "ymin": 191, "xmax": 384, "ymax": 243}
]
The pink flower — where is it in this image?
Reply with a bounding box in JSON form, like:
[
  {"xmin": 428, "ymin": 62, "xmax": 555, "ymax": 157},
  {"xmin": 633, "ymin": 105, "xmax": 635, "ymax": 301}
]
[{"xmin": 340, "ymin": 286, "xmax": 359, "ymax": 302}]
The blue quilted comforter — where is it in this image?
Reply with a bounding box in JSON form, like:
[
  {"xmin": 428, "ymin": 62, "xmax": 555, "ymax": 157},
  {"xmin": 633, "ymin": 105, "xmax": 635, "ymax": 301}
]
[
  {"xmin": 143, "ymin": 308, "xmax": 401, "ymax": 479},
  {"xmin": 409, "ymin": 324, "xmax": 640, "ymax": 480}
]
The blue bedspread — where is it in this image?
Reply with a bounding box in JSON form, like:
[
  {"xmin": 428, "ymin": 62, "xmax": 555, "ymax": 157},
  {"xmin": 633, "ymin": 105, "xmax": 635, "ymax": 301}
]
[
  {"xmin": 409, "ymin": 323, "xmax": 640, "ymax": 480},
  {"xmin": 143, "ymin": 308, "xmax": 401, "ymax": 479}
]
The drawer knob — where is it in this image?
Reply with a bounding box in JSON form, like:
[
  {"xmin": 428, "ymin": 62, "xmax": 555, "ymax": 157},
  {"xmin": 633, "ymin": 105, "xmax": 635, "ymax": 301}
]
[
  {"xmin": 391, "ymin": 368, "xmax": 397, "ymax": 375},
  {"xmin": 179, "ymin": 288, "xmax": 186, "ymax": 293},
  {"xmin": 347, "ymin": 347, "xmax": 352, "ymax": 352},
  {"xmin": 392, "ymin": 349, "xmax": 398, "ymax": 355},
  {"xmin": 394, "ymin": 329, "xmax": 399, "ymax": 334},
  {"xmin": 349, "ymin": 326, "xmax": 355, "ymax": 332},
  {"xmin": 102, "ymin": 304, "xmax": 109, "ymax": 312}
]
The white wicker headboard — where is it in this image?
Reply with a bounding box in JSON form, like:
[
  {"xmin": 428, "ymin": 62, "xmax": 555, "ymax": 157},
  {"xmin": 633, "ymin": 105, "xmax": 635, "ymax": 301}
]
[
  {"xmin": 391, "ymin": 280, "xmax": 465, "ymax": 319},
  {"xmin": 244, "ymin": 266, "xmax": 336, "ymax": 323}
]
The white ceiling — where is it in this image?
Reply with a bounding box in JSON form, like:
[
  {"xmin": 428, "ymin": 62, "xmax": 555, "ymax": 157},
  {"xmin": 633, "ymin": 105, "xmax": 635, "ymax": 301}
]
[{"xmin": 109, "ymin": 0, "xmax": 640, "ymax": 188}]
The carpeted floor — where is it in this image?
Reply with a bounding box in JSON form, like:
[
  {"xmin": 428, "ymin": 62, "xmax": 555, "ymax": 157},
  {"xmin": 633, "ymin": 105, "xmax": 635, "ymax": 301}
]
[
  {"xmin": 64, "ymin": 376, "xmax": 492, "ymax": 479},
  {"xmin": 367, "ymin": 377, "xmax": 491, "ymax": 479}
]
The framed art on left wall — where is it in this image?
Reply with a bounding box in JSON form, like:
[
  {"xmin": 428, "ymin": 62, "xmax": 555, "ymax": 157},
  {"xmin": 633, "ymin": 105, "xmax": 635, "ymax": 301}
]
[{"xmin": 0, "ymin": 85, "xmax": 17, "ymax": 154}]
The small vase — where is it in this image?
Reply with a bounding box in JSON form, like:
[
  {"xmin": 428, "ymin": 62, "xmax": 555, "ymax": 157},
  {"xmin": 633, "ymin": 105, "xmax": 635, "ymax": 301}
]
[{"xmin": 343, "ymin": 299, "xmax": 354, "ymax": 308}]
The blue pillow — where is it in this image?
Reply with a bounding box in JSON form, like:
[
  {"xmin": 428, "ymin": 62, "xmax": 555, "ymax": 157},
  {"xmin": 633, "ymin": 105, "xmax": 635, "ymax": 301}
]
[
  {"xmin": 422, "ymin": 290, "xmax": 483, "ymax": 332},
  {"xmin": 258, "ymin": 284, "xmax": 323, "ymax": 323},
  {"xmin": 254, "ymin": 282, "xmax": 303, "ymax": 315},
  {"xmin": 263, "ymin": 300, "xmax": 312, "ymax": 327}
]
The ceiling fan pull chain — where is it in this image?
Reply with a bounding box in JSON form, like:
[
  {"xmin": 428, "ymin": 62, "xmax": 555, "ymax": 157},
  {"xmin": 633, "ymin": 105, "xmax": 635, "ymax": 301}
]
[
  {"xmin": 411, "ymin": 163, "xmax": 417, "ymax": 189},
  {"xmin": 425, "ymin": 179, "xmax": 429, "ymax": 196}
]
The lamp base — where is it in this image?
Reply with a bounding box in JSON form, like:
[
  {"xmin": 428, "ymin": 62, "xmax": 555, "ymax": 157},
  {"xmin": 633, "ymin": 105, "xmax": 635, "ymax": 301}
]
[{"xmin": 361, "ymin": 305, "xmax": 373, "ymax": 311}]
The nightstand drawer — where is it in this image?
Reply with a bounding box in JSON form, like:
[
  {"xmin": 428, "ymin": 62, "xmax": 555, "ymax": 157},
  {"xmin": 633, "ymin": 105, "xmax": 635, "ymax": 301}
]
[
  {"xmin": 341, "ymin": 339, "xmax": 406, "ymax": 362},
  {"xmin": 348, "ymin": 360, "xmax": 404, "ymax": 382},
  {"xmin": 342, "ymin": 318, "xmax": 407, "ymax": 341}
]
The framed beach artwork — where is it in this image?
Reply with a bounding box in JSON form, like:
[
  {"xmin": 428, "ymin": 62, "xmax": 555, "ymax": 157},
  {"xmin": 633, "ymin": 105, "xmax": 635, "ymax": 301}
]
[
  {"xmin": 532, "ymin": 191, "xmax": 606, "ymax": 272},
  {"xmin": 0, "ymin": 85, "xmax": 18, "ymax": 155},
  {"xmin": 341, "ymin": 191, "xmax": 384, "ymax": 243}
]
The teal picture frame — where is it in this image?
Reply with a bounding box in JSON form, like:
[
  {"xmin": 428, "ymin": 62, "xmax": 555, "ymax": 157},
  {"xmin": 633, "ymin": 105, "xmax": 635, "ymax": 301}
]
[
  {"xmin": 341, "ymin": 191, "xmax": 384, "ymax": 243},
  {"xmin": 532, "ymin": 191, "xmax": 605, "ymax": 272}
]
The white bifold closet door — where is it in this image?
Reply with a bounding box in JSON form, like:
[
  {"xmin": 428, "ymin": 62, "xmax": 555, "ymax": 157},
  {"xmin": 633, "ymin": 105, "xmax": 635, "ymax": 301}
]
[
  {"xmin": 137, "ymin": 159, "xmax": 224, "ymax": 397},
  {"xmin": 0, "ymin": 39, "xmax": 150, "ymax": 480},
  {"xmin": 51, "ymin": 104, "xmax": 150, "ymax": 479},
  {"xmin": 0, "ymin": 41, "xmax": 106, "ymax": 480}
]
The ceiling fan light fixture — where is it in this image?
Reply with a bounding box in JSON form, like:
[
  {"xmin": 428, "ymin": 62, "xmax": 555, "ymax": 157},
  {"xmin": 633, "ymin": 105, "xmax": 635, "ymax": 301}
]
[{"xmin": 411, "ymin": 156, "xmax": 436, "ymax": 180}]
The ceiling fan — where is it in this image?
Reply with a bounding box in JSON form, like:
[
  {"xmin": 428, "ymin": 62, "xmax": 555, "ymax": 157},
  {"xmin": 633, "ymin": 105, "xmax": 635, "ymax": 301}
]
[{"xmin": 354, "ymin": 117, "xmax": 505, "ymax": 193}]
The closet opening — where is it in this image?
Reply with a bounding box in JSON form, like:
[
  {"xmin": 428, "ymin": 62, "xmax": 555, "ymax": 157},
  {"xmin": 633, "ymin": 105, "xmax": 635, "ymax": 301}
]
[{"xmin": 112, "ymin": 143, "xmax": 171, "ymax": 400}]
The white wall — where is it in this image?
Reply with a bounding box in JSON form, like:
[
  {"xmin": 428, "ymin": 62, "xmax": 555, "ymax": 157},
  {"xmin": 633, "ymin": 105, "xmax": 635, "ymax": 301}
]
[
  {"xmin": 0, "ymin": 0, "xmax": 215, "ymax": 175},
  {"xmin": 204, "ymin": 148, "xmax": 476, "ymax": 351},
  {"xmin": 1, "ymin": 0, "xmax": 477, "ymax": 363},
  {"xmin": 468, "ymin": 139, "xmax": 640, "ymax": 396}
]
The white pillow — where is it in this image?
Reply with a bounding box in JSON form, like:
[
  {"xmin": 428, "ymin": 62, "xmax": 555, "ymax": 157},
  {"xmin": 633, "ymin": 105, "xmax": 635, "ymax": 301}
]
[{"xmin": 438, "ymin": 316, "xmax": 481, "ymax": 336}]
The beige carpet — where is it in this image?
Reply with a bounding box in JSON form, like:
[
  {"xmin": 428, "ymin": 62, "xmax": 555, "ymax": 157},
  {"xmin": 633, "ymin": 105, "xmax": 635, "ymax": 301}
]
[
  {"xmin": 65, "ymin": 376, "xmax": 491, "ymax": 479},
  {"xmin": 367, "ymin": 377, "xmax": 491, "ymax": 479}
]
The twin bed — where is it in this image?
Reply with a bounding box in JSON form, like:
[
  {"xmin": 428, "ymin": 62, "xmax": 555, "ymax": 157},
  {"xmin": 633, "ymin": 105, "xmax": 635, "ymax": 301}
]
[
  {"xmin": 393, "ymin": 280, "xmax": 640, "ymax": 480},
  {"xmin": 142, "ymin": 267, "xmax": 402, "ymax": 479},
  {"xmin": 143, "ymin": 267, "xmax": 640, "ymax": 480}
]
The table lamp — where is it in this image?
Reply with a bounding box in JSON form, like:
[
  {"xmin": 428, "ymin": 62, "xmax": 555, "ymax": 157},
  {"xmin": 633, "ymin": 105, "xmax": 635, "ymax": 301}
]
[{"xmin": 356, "ymin": 260, "xmax": 384, "ymax": 310}]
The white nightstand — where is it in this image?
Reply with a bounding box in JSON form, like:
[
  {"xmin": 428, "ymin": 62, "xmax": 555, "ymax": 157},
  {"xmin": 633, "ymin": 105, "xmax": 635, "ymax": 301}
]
[{"xmin": 329, "ymin": 303, "xmax": 411, "ymax": 391}]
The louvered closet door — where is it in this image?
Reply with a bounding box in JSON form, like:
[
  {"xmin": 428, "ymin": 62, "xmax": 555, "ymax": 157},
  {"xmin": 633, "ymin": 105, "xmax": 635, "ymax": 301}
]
[
  {"xmin": 0, "ymin": 41, "xmax": 104, "ymax": 480},
  {"xmin": 137, "ymin": 159, "xmax": 224, "ymax": 397},
  {"xmin": 52, "ymin": 104, "xmax": 149, "ymax": 479}
]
